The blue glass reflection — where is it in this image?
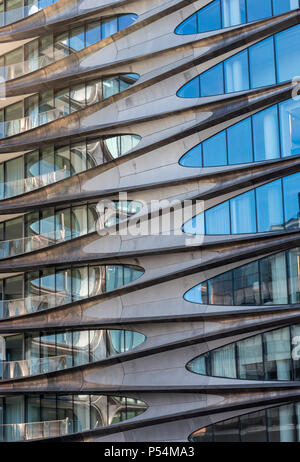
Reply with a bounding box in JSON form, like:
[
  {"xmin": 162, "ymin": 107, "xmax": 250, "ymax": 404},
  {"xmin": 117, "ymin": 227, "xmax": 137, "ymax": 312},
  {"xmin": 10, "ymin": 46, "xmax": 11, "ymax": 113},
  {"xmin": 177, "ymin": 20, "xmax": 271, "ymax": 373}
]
[
  {"xmin": 183, "ymin": 172, "xmax": 300, "ymax": 235},
  {"xmin": 177, "ymin": 25, "xmax": 300, "ymax": 98},
  {"xmin": 175, "ymin": 0, "xmax": 299, "ymax": 34},
  {"xmin": 179, "ymin": 98, "xmax": 300, "ymax": 168}
]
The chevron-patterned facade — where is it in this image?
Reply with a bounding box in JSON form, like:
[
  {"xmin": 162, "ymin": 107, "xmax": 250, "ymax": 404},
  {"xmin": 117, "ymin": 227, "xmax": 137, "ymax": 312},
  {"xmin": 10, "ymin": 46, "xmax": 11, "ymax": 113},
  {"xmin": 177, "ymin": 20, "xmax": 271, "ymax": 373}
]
[{"xmin": 0, "ymin": 0, "xmax": 299, "ymax": 443}]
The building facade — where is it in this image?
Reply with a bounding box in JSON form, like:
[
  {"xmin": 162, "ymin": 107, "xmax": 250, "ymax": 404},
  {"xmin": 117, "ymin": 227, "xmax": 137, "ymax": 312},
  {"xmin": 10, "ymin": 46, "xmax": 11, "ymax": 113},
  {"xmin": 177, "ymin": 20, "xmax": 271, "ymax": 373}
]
[{"xmin": 0, "ymin": 0, "xmax": 298, "ymax": 442}]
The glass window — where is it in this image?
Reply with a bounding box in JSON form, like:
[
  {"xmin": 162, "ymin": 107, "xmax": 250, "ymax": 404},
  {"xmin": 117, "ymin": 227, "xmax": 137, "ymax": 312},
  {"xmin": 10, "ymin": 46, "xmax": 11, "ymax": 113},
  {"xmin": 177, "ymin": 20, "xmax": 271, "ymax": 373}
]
[
  {"xmin": 264, "ymin": 327, "xmax": 291, "ymax": 380},
  {"xmin": 54, "ymin": 32, "xmax": 69, "ymax": 61},
  {"xmin": 71, "ymin": 142, "xmax": 87, "ymax": 174},
  {"xmin": 202, "ymin": 131, "xmax": 227, "ymax": 167},
  {"xmin": 102, "ymin": 17, "xmax": 118, "ymax": 39},
  {"xmin": 56, "ymin": 208, "xmax": 71, "ymax": 241},
  {"xmin": 118, "ymin": 14, "xmax": 137, "ymax": 31},
  {"xmin": 275, "ymin": 25, "xmax": 300, "ymax": 83},
  {"xmin": 55, "ymin": 88, "xmax": 70, "ymax": 116},
  {"xmin": 200, "ymin": 64, "xmax": 224, "ymax": 96},
  {"xmin": 256, "ymin": 180, "xmax": 284, "ymax": 232},
  {"xmin": 177, "ymin": 77, "xmax": 200, "ymax": 98},
  {"xmin": 70, "ymin": 84, "xmax": 86, "ymax": 113},
  {"xmin": 279, "ymin": 99, "xmax": 300, "ymax": 158},
  {"xmin": 69, "ymin": 26, "xmax": 85, "ymax": 52},
  {"xmin": 106, "ymin": 265, "xmax": 124, "ymax": 292},
  {"xmin": 222, "ymin": 0, "xmax": 246, "ymax": 28},
  {"xmin": 283, "ymin": 173, "xmax": 300, "ymax": 229},
  {"xmin": 249, "ymin": 37, "xmax": 276, "ymax": 88},
  {"xmin": 55, "ymin": 145, "xmax": 70, "ymax": 178},
  {"xmin": 288, "ymin": 249, "xmax": 300, "ymax": 304},
  {"xmin": 184, "ymin": 281, "xmax": 208, "ymax": 304},
  {"xmin": 179, "ymin": 144, "xmax": 202, "ymax": 167},
  {"xmin": 268, "ymin": 404, "xmax": 296, "ymax": 442},
  {"xmin": 253, "ymin": 105, "xmax": 280, "ymax": 161},
  {"xmin": 5, "ymin": 156, "xmax": 23, "ymax": 197},
  {"xmin": 86, "ymin": 79, "xmax": 102, "ymax": 106},
  {"xmin": 233, "ymin": 261, "xmax": 260, "ymax": 305},
  {"xmin": 224, "ymin": 50, "xmax": 249, "ymax": 93},
  {"xmin": 237, "ymin": 334, "xmax": 264, "ymax": 380},
  {"xmin": 89, "ymin": 265, "xmax": 105, "ymax": 297},
  {"xmin": 246, "ymin": 0, "xmax": 272, "ymax": 22},
  {"xmin": 211, "ymin": 344, "xmax": 237, "ymax": 378},
  {"xmin": 175, "ymin": 12, "xmax": 197, "ymax": 34},
  {"xmin": 260, "ymin": 252, "xmax": 288, "ymax": 305},
  {"xmin": 89, "ymin": 330, "xmax": 107, "ymax": 362},
  {"xmin": 183, "ymin": 212, "xmax": 204, "ymax": 235},
  {"xmin": 230, "ymin": 190, "xmax": 256, "ymax": 234},
  {"xmin": 71, "ymin": 206, "xmax": 87, "ymax": 238},
  {"xmin": 72, "ymin": 332, "xmax": 89, "ymax": 366},
  {"xmin": 205, "ymin": 201, "xmax": 230, "ymax": 234},
  {"xmin": 72, "ymin": 266, "xmax": 88, "ymax": 301},
  {"xmin": 208, "ymin": 272, "xmax": 233, "ymax": 305},
  {"xmin": 197, "ymin": 0, "xmax": 221, "ymax": 32},
  {"xmin": 227, "ymin": 118, "xmax": 253, "ymax": 164},
  {"xmin": 214, "ymin": 417, "xmax": 240, "ymax": 442},
  {"xmin": 240, "ymin": 410, "xmax": 267, "ymax": 442},
  {"xmin": 273, "ymin": 0, "xmax": 299, "ymax": 15},
  {"xmin": 85, "ymin": 21, "xmax": 101, "ymax": 46}
]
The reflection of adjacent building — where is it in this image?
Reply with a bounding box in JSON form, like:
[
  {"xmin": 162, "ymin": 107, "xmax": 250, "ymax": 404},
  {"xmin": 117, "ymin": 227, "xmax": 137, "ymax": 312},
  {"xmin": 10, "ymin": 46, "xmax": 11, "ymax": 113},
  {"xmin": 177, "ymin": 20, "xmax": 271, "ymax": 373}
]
[{"xmin": 0, "ymin": 394, "xmax": 147, "ymax": 441}]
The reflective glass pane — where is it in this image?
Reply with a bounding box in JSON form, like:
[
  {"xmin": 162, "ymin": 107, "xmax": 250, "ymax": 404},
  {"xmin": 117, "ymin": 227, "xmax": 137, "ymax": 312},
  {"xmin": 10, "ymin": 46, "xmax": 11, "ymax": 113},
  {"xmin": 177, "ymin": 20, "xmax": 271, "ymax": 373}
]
[
  {"xmin": 273, "ymin": 0, "xmax": 299, "ymax": 15},
  {"xmin": 256, "ymin": 179, "xmax": 284, "ymax": 232},
  {"xmin": 206, "ymin": 201, "xmax": 230, "ymax": 234},
  {"xmin": 85, "ymin": 21, "xmax": 101, "ymax": 47},
  {"xmin": 69, "ymin": 26, "xmax": 85, "ymax": 52},
  {"xmin": 214, "ymin": 418, "xmax": 239, "ymax": 442},
  {"xmin": 283, "ymin": 173, "xmax": 300, "ymax": 229},
  {"xmin": 222, "ymin": 0, "xmax": 246, "ymax": 28},
  {"xmin": 230, "ymin": 190, "xmax": 256, "ymax": 234},
  {"xmin": 237, "ymin": 334, "xmax": 264, "ymax": 379},
  {"xmin": 175, "ymin": 13, "xmax": 197, "ymax": 34},
  {"xmin": 279, "ymin": 99, "xmax": 300, "ymax": 158},
  {"xmin": 233, "ymin": 261, "xmax": 260, "ymax": 305},
  {"xmin": 240, "ymin": 410, "xmax": 267, "ymax": 442},
  {"xmin": 177, "ymin": 77, "xmax": 199, "ymax": 98},
  {"xmin": 197, "ymin": 0, "xmax": 221, "ymax": 32},
  {"xmin": 275, "ymin": 25, "xmax": 300, "ymax": 83},
  {"xmin": 184, "ymin": 281, "xmax": 208, "ymax": 304},
  {"xmin": 260, "ymin": 252, "xmax": 288, "ymax": 305},
  {"xmin": 211, "ymin": 344, "xmax": 237, "ymax": 378},
  {"xmin": 202, "ymin": 131, "xmax": 227, "ymax": 167},
  {"xmin": 227, "ymin": 118, "xmax": 253, "ymax": 164},
  {"xmin": 180, "ymin": 144, "xmax": 202, "ymax": 167},
  {"xmin": 264, "ymin": 327, "xmax": 291, "ymax": 380},
  {"xmin": 246, "ymin": 0, "xmax": 272, "ymax": 22},
  {"xmin": 72, "ymin": 331, "xmax": 89, "ymax": 366},
  {"xmin": 224, "ymin": 50, "xmax": 249, "ymax": 93},
  {"xmin": 208, "ymin": 271, "xmax": 233, "ymax": 305},
  {"xmin": 71, "ymin": 267, "xmax": 88, "ymax": 301},
  {"xmin": 249, "ymin": 37, "xmax": 276, "ymax": 88},
  {"xmin": 200, "ymin": 64, "xmax": 224, "ymax": 96},
  {"xmin": 253, "ymin": 105, "xmax": 280, "ymax": 161},
  {"xmin": 288, "ymin": 248, "xmax": 300, "ymax": 304},
  {"xmin": 102, "ymin": 18, "xmax": 118, "ymax": 39}
]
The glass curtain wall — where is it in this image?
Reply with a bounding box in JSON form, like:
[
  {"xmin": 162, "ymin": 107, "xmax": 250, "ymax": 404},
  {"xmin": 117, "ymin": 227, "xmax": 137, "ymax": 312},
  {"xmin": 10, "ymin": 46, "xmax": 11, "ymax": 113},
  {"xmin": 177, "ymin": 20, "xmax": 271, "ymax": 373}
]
[
  {"xmin": 0, "ymin": 15, "xmax": 137, "ymax": 78},
  {"xmin": 186, "ymin": 323, "xmax": 300, "ymax": 380},
  {"xmin": 0, "ymin": 74, "xmax": 139, "ymax": 138},
  {"xmin": 190, "ymin": 402, "xmax": 300, "ymax": 442},
  {"xmin": 175, "ymin": 0, "xmax": 299, "ymax": 34},
  {"xmin": 0, "ymin": 134, "xmax": 141, "ymax": 200},
  {"xmin": 177, "ymin": 24, "xmax": 300, "ymax": 97},
  {"xmin": 183, "ymin": 172, "xmax": 300, "ymax": 235},
  {"xmin": 180, "ymin": 97, "xmax": 300, "ymax": 167},
  {"xmin": 0, "ymin": 394, "xmax": 147, "ymax": 441},
  {"xmin": 0, "ymin": 328, "xmax": 145, "ymax": 378}
]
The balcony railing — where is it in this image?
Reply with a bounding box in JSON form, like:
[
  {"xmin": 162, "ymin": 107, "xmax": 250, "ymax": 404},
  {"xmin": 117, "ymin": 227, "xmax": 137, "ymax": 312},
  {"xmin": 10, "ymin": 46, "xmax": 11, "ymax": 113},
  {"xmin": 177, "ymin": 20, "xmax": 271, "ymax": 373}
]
[
  {"xmin": 0, "ymin": 229, "xmax": 73, "ymax": 259},
  {"xmin": 0, "ymin": 108, "xmax": 64, "ymax": 139},
  {"xmin": 0, "ymin": 1, "xmax": 58, "ymax": 27},
  {"xmin": 0, "ymin": 354, "xmax": 72, "ymax": 380},
  {"xmin": 0, "ymin": 167, "xmax": 67, "ymax": 200},
  {"xmin": 0, "ymin": 293, "xmax": 72, "ymax": 318},
  {"xmin": 0, "ymin": 418, "xmax": 75, "ymax": 441},
  {"xmin": 0, "ymin": 51, "xmax": 70, "ymax": 81}
]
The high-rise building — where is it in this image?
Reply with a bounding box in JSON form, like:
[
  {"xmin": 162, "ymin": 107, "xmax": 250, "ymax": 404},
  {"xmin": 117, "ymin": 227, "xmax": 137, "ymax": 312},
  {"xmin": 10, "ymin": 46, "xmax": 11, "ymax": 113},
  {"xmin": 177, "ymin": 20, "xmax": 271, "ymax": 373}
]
[{"xmin": 0, "ymin": 0, "xmax": 299, "ymax": 443}]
